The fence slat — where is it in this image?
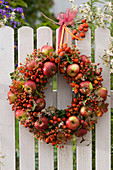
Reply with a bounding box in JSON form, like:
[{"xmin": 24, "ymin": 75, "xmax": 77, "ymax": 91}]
[
  {"xmin": 95, "ymin": 27, "xmax": 111, "ymax": 170},
  {"xmin": 18, "ymin": 26, "xmax": 35, "ymax": 170},
  {"xmin": 76, "ymin": 29, "xmax": 92, "ymax": 170},
  {"xmin": 0, "ymin": 26, "xmax": 15, "ymax": 170},
  {"xmin": 37, "ymin": 26, "xmax": 54, "ymax": 170},
  {"xmin": 56, "ymin": 28, "xmax": 73, "ymax": 170}
]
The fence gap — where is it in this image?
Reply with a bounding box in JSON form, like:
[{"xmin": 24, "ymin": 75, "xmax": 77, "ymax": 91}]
[
  {"xmin": 35, "ymin": 140, "xmax": 38, "ymax": 170},
  {"xmin": 92, "ymin": 128, "xmax": 95, "ymax": 170},
  {"xmin": 15, "ymin": 118, "xmax": 19, "ymax": 170}
]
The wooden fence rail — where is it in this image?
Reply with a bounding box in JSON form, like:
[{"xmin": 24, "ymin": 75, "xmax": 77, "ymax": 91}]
[{"xmin": 0, "ymin": 26, "xmax": 112, "ymax": 170}]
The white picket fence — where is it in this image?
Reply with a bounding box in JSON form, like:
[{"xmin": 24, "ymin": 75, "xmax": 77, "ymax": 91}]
[{"xmin": 0, "ymin": 26, "xmax": 112, "ymax": 170}]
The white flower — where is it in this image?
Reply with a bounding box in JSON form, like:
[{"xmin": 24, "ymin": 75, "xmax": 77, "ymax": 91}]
[
  {"xmin": 0, "ymin": 20, "xmax": 4, "ymax": 27},
  {"xmin": 69, "ymin": 0, "xmax": 74, "ymax": 2},
  {"xmin": 87, "ymin": 15, "xmax": 91, "ymax": 22},
  {"xmin": 79, "ymin": 9, "xmax": 84, "ymax": 14},
  {"xmin": 107, "ymin": 2, "xmax": 111, "ymax": 7},
  {"xmin": 3, "ymin": 17, "xmax": 7, "ymax": 23},
  {"xmin": 82, "ymin": 15, "xmax": 86, "ymax": 18},
  {"xmin": 100, "ymin": 17, "xmax": 103, "ymax": 23},
  {"xmin": 100, "ymin": 13, "xmax": 104, "ymax": 18},
  {"xmin": 106, "ymin": 50, "xmax": 113, "ymax": 56},
  {"xmin": 97, "ymin": 7, "xmax": 101, "ymax": 12},
  {"xmin": 110, "ymin": 68, "xmax": 113, "ymax": 73},
  {"xmin": 71, "ymin": 4, "xmax": 77, "ymax": 11},
  {"xmin": 84, "ymin": 9, "xmax": 89, "ymax": 14},
  {"xmin": 84, "ymin": 3, "xmax": 88, "ymax": 8},
  {"xmin": 106, "ymin": 2, "xmax": 112, "ymax": 12},
  {"xmin": 111, "ymin": 59, "xmax": 113, "ymax": 64},
  {"xmin": 10, "ymin": 16, "xmax": 15, "ymax": 21},
  {"xmin": 90, "ymin": 12, "xmax": 92, "ymax": 16},
  {"xmin": 111, "ymin": 37, "xmax": 113, "ymax": 41},
  {"xmin": 106, "ymin": 15, "xmax": 112, "ymax": 23},
  {"xmin": 79, "ymin": 4, "xmax": 82, "ymax": 8},
  {"xmin": 11, "ymin": 12, "xmax": 15, "ymax": 17}
]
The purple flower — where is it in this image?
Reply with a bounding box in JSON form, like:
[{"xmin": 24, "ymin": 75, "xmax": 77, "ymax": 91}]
[
  {"xmin": 15, "ymin": 7, "xmax": 23, "ymax": 14},
  {"xmin": 17, "ymin": 22, "xmax": 21, "ymax": 26},
  {"xmin": 0, "ymin": 0, "xmax": 4, "ymax": 5},
  {"xmin": 13, "ymin": 25, "xmax": 16, "ymax": 28},
  {"xmin": 4, "ymin": 1, "xmax": 9, "ymax": 4},
  {"xmin": 21, "ymin": 13, "xmax": 24, "ymax": 19},
  {"xmin": 5, "ymin": 5, "xmax": 12, "ymax": 10}
]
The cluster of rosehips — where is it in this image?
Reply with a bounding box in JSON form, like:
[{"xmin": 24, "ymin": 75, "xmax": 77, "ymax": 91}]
[
  {"xmin": 8, "ymin": 44, "xmax": 108, "ymax": 147},
  {"xmin": 72, "ymin": 19, "xmax": 89, "ymax": 40}
]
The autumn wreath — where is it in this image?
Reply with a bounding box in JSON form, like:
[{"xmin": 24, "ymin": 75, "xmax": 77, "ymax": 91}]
[{"xmin": 8, "ymin": 43, "xmax": 108, "ymax": 148}]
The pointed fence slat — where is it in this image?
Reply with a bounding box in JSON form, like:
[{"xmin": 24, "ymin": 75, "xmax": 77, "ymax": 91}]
[
  {"xmin": 0, "ymin": 26, "xmax": 15, "ymax": 170},
  {"xmin": 56, "ymin": 28, "xmax": 73, "ymax": 170},
  {"xmin": 37, "ymin": 26, "xmax": 54, "ymax": 170},
  {"xmin": 76, "ymin": 29, "xmax": 92, "ymax": 170},
  {"xmin": 95, "ymin": 27, "xmax": 111, "ymax": 170},
  {"xmin": 18, "ymin": 26, "xmax": 35, "ymax": 170}
]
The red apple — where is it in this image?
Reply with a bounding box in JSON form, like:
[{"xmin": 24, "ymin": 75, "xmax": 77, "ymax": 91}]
[
  {"xmin": 67, "ymin": 64, "xmax": 80, "ymax": 77},
  {"xmin": 80, "ymin": 105, "xmax": 93, "ymax": 117},
  {"xmin": 41, "ymin": 45, "xmax": 53, "ymax": 55},
  {"xmin": 75, "ymin": 128, "xmax": 87, "ymax": 137},
  {"xmin": 34, "ymin": 116, "xmax": 48, "ymax": 130},
  {"xmin": 97, "ymin": 87, "xmax": 107, "ymax": 101},
  {"xmin": 66, "ymin": 116, "xmax": 80, "ymax": 130},
  {"xmin": 80, "ymin": 81, "xmax": 93, "ymax": 94},
  {"xmin": 43, "ymin": 62, "xmax": 57, "ymax": 77},
  {"xmin": 26, "ymin": 59, "xmax": 37, "ymax": 71},
  {"xmin": 15, "ymin": 109, "xmax": 26, "ymax": 119},
  {"xmin": 80, "ymin": 55, "xmax": 90, "ymax": 64},
  {"xmin": 35, "ymin": 98, "xmax": 46, "ymax": 111},
  {"xmin": 24, "ymin": 80, "xmax": 36, "ymax": 94},
  {"xmin": 7, "ymin": 91, "xmax": 16, "ymax": 104}
]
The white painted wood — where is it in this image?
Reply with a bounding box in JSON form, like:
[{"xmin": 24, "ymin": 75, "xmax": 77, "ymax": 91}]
[
  {"xmin": 56, "ymin": 28, "xmax": 73, "ymax": 170},
  {"xmin": 18, "ymin": 26, "xmax": 35, "ymax": 170},
  {"xmin": 0, "ymin": 26, "xmax": 15, "ymax": 170},
  {"xmin": 37, "ymin": 26, "xmax": 54, "ymax": 170},
  {"xmin": 111, "ymin": 90, "xmax": 113, "ymax": 108},
  {"xmin": 95, "ymin": 27, "xmax": 111, "ymax": 170},
  {"xmin": 76, "ymin": 29, "xmax": 92, "ymax": 170}
]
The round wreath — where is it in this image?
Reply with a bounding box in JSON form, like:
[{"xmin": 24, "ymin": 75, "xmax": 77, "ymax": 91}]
[{"xmin": 8, "ymin": 44, "xmax": 108, "ymax": 148}]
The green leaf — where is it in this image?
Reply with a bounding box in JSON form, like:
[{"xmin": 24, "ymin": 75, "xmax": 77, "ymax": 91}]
[
  {"xmin": 15, "ymin": 1, "xmax": 28, "ymax": 7},
  {"xmin": 49, "ymin": 49, "xmax": 54, "ymax": 52},
  {"xmin": 65, "ymin": 54, "xmax": 73, "ymax": 64},
  {"xmin": 10, "ymin": 72, "xmax": 14, "ymax": 76},
  {"xmin": 94, "ymin": 0, "xmax": 105, "ymax": 3},
  {"xmin": 8, "ymin": 1, "xmax": 17, "ymax": 7}
]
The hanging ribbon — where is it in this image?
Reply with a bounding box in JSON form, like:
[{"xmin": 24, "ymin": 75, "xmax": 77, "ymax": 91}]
[{"xmin": 57, "ymin": 8, "xmax": 84, "ymax": 48}]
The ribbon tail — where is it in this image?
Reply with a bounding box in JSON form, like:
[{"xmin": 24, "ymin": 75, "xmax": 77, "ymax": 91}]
[{"xmin": 58, "ymin": 25, "xmax": 65, "ymax": 48}]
